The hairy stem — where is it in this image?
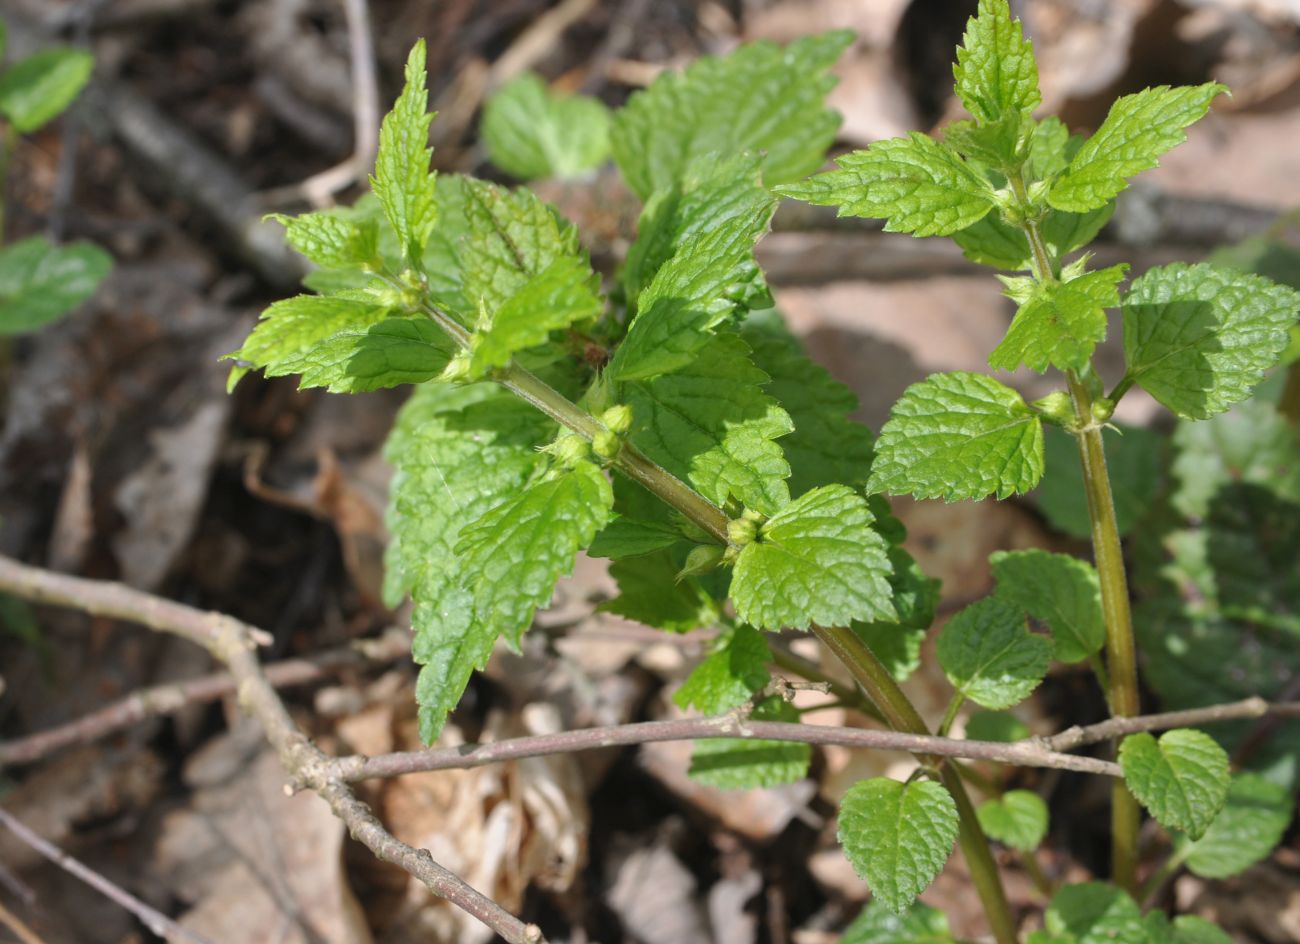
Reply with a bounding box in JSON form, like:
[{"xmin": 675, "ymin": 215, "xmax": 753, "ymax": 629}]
[
  {"xmin": 1066, "ymin": 370, "xmax": 1143, "ymax": 893},
  {"xmin": 813, "ymin": 625, "xmax": 1019, "ymax": 944}
]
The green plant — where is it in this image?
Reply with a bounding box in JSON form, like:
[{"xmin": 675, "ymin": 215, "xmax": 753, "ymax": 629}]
[
  {"xmin": 228, "ymin": 3, "xmax": 1299, "ymax": 940},
  {"xmin": 0, "ymin": 17, "xmax": 110, "ymax": 335}
]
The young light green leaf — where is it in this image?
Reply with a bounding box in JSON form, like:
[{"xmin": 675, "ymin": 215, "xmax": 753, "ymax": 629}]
[
  {"xmin": 0, "ymin": 47, "xmax": 93, "ymax": 132},
  {"xmin": 602, "ymin": 549, "xmax": 719, "ymax": 633},
  {"xmin": 1119, "ymin": 729, "xmax": 1230, "ymax": 839},
  {"xmin": 990, "ymin": 549, "xmax": 1104, "ymax": 663},
  {"xmin": 459, "ymin": 178, "xmax": 585, "ymax": 318},
  {"xmin": 1182, "ymin": 772, "xmax": 1293, "ymax": 879},
  {"xmin": 868, "ymin": 372, "xmax": 1044, "ymax": 501},
  {"xmin": 611, "ymin": 31, "xmax": 852, "ymax": 199},
  {"xmin": 464, "ymin": 254, "xmax": 602, "ymax": 376},
  {"xmin": 1044, "ymin": 883, "xmax": 1145, "ymax": 944},
  {"xmin": 610, "ymin": 156, "xmax": 777, "ymax": 382},
  {"xmin": 954, "ymin": 0, "xmax": 1041, "ymax": 128},
  {"xmin": 838, "ymin": 777, "xmax": 959, "ymax": 914},
  {"xmin": 842, "ymin": 900, "xmax": 954, "ymax": 944},
  {"xmin": 0, "ymin": 236, "xmax": 110, "ymax": 334},
  {"xmin": 268, "ymin": 210, "xmax": 378, "ymax": 271},
  {"xmin": 741, "ymin": 314, "xmax": 876, "ymax": 496},
  {"xmin": 622, "ymin": 333, "xmax": 794, "ymax": 515},
  {"xmin": 937, "ymin": 597, "xmax": 1051, "ymax": 709},
  {"xmin": 1121, "ymin": 262, "xmax": 1300, "ymax": 419},
  {"xmin": 965, "ymin": 711, "xmax": 1031, "ymax": 743},
  {"xmin": 282, "ymin": 318, "xmax": 455, "ymax": 393},
  {"xmin": 674, "ymin": 624, "xmax": 772, "ymax": 714},
  {"xmin": 775, "ymin": 133, "xmax": 994, "ymax": 237},
  {"xmin": 688, "ymin": 696, "xmax": 812, "ymax": 789},
  {"xmin": 384, "ymin": 384, "xmax": 553, "ymax": 742},
  {"xmin": 989, "ymin": 264, "xmax": 1128, "ymax": 373},
  {"xmin": 977, "ymin": 789, "xmax": 1049, "ymax": 851},
  {"xmin": 730, "ymin": 485, "xmax": 896, "ymax": 630},
  {"xmin": 458, "ymin": 459, "xmax": 613, "ymax": 650},
  {"xmin": 1171, "ymin": 397, "xmax": 1300, "ymax": 519},
  {"xmin": 481, "ymin": 73, "xmax": 611, "ymax": 181},
  {"xmin": 370, "ymin": 41, "xmax": 438, "ymax": 263},
  {"xmin": 621, "ymin": 153, "xmax": 773, "ymax": 318},
  {"xmin": 1048, "ymin": 83, "xmax": 1227, "ymax": 212},
  {"xmin": 1037, "ymin": 424, "xmax": 1163, "ymax": 539}
]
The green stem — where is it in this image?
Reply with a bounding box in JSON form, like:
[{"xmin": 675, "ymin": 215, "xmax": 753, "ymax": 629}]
[
  {"xmin": 939, "ymin": 693, "xmax": 966, "ymax": 738},
  {"xmin": 1066, "ymin": 370, "xmax": 1143, "ymax": 894},
  {"xmin": 813, "ymin": 625, "xmax": 1018, "ymax": 944}
]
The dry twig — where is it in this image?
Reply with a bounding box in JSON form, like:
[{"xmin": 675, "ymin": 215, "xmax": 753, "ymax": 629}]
[{"xmin": 0, "ymin": 807, "xmax": 212, "ymax": 944}]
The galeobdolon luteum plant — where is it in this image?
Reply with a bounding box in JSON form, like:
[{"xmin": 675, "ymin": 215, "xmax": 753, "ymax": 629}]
[
  {"xmin": 0, "ymin": 17, "xmax": 110, "ymax": 335},
  {"xmin": 228, "ymin": 2, "xmax": 1299, "ymax": 940}
]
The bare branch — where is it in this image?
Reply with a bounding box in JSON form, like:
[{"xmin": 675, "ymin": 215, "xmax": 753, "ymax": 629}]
[
  {"xmin": 326, "ymin": 715, "xmax": 1123, "ymax": 781},
  {"xmin": 1043, "ymin": 697, "xmax": 1300, "ymax": 752},
  {"xmin": 0, "ymin": 806, "xmax": 213, "ymax": 944},
  {"xmin": 0, "ymin": 629, "xmax": 410, "ymax": 768},
  {"xmin": 0, "ymin": 556, "xmax": 545, "ymax": 944}
]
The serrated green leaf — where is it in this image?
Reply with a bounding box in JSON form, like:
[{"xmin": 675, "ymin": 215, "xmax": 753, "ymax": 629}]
[
  {"xmin": 977, "ymin": 789, "xmax": 1049, "ymax": 851},
  {"xmin": 1182, "ymin": 772, "xmax": 1293, "ymax": 878},
  {"xmin": 688, "ymin": 696, "xmax": 812, "ymax": 789},
  {"xmin": 954, "ymin": 0, "xmax": 1041, "ymax": 128},
  {"xmin": 610, "ymin": 156, "xmax": 777, "ymax": 382},
  {"xmin": 740, "ymin": 314, "xmax": 876, "ymax": 496},
  {"xmin": 622, "ymin": 333, "xmax": 793, "ymax": 514},
  {"xmin": 776, "ymin": 133, "xmax": 994, "ymax": 237},
  {"xmin": 1145, "ymin": 913, "xmax": 1233, "ymax": 944},
  {"xmin": 1119, "ymin": 730, "xmax": 1230, "ymax": 839},
  {"xmin": 731, "ymin": 485, "xmax": 895, "ymax": 630},
  {"xmin": 481, "ymin": 73, "xmax": 611, "ymax": 181},
  {"xmin": 674, "ymin": 624, "xmax": 771, "ymax": 713},
  {"xmin": 989, "ymin": 264, "xmax": 1128, "ymax": 373},
  {"xmin": 869, "ymin": 372, "xmax": 1044, "ymax": 501},
  {"xmin": 1122, "ymin": 262, "xmax": 1299, "ymax": 419},
  {"xmin": 464, "ymin": 253, "xmax": 602, "ymax": 376},
  {"xmin": 942, "ymin": 114, "xmax": 1028, "ymax": 169},
  {"xmin": 838, "ymin": 777, "xmax": 959, "ymax": 914},
  {"xmin": 269, "ymin": 210, "xmax": 378, "ymax": 270},
  {"xmin": 622, "ymin": 153, "xmax": 774, "ymax": 318},
  {"xmin": 601, "ymin": 549, "xmax": 718, "ymax": 632},
  {"xmin": 291, "ymin": 318, "xmax": 455, "ymax": 392},
  {"xmin": 1043, "ymin": 201, "xmax": 1115, "ymax": 260},
  {"xmin": 966, "ymin": 711, "xmax": 1031, "ymax": 742},
  {"xmin": 0, "ymin": 47, "xmax": 93, "ymax": 132},
  {"xmin": 842, "ymin": 900, "xmax": 954, "ymax": 944},
  {"xmin": 990, "ymin": 549, "xmax": 1104, "ymax": 663},
  {"xmin": 587, "ymin": 514, "xmax": 685, "ymax": 559},
  {"xmin": 1037, "ymin": 424, "xmax": 1163, "ymax": 539},
  {"xmin": 1028, "ymin": 116, "xmax": 1072, "ymax": 180},
  {"xmin": 371, "ymin": 41, "xmax": 438, "ymax": 262},
  {"xmin": 0, "ymin": 236, "xmax": 110, "ymax": 334},
  {"xmin": 937, "ymin": 597, "xmax": 1051, "ymax": 709},
  {"xmin": 1204, "ymin": 482, "xmax": 1300, "ymax": 634},
  {"xmin": 460, "ymin": 178, "xmax": 584, "ymax": 317},
  {"xmin": 385, "ymin": 384, "xmax": 554, "ymax": 742},
  {"xmin": 1170, "ymin": 397, "xmax": 1300, "ymax": 519},
  {"xmin": 611, "ymin": 31, "xmax": 852, "ymax": 200},
  {"xmin": 227, "ymin": 295, "xmax": 453, "ymax": 392},
  {"xmin": 458, "ymin": 459, "xmax": 612, "ymax": 649},
  {"xmin": 1045, "ymin": 883, "xmax": 1145, "ymax": 944},
  {"xmin": 951, "ymin": 214, "xmax": 1033, "ymax": 270},
  {"xmin": 1048, "ymin": 84, "xmax": 1227, "ymax": 213}
]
